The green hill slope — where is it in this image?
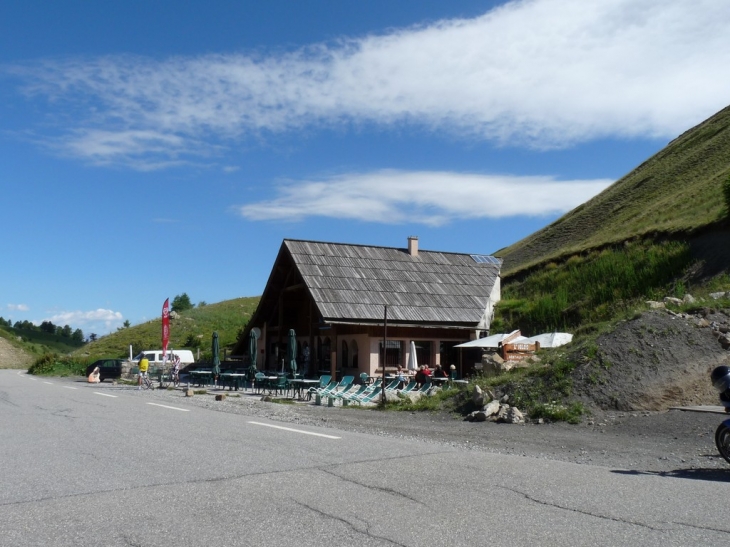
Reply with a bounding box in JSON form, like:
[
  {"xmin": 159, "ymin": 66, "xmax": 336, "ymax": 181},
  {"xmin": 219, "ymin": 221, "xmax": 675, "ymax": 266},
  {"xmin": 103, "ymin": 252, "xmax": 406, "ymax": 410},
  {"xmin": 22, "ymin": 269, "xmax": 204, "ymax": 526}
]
[
  {"xmin": 498, "ymin": 105, "xmax": 730, "ymax": 276},
  {"xmin": 72, "ymin": 296, "xmax": 259, "ymax": 361}
]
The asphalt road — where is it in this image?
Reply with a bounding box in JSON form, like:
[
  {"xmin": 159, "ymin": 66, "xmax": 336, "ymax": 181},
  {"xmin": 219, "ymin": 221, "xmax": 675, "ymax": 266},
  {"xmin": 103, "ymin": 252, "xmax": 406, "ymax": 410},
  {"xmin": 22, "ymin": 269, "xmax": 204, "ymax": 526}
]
[{"xmin": 2, "ymin": 370, "xmax": 730, "ymax": 546}]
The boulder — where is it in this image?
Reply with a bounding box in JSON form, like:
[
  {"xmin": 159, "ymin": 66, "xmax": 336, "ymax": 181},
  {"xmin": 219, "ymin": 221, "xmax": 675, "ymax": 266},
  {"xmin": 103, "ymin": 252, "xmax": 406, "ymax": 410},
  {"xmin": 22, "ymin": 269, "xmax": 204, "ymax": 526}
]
[
  {"xmin": 496, "ymin": 404, "xmax": 510, "ymax": 421},
  {"xmin": 383, "ymin": 389, "xmax": 401, "ymax": 403},
  {"xmin": 719, "ymin": 334, "xmax": 730, "ymax": 350},
  {"xmin": 683, "ymin": 294, "xmax": 697, "ymax": 304},
  {"xmin": 215, "ymin": 394, "xmax": 226, "ymax": 401},
  {"xmin": 484, "ymin": 400, "xmax": 501, "ymax": 417},
  {"xmin": 710, "ymin": 292, "xmax": 728, "ymax": 300},
  {"xmin": 184, "ymin": 388, "xmax": 194, "ymax": 397},
  {"xmin": 663, "ymin": 297, "xmax": 683, "ymax": 306},
  {"xmin": 472, "ymin": 385, "xmax": 485, "ymax": 407},
  {"xmin": 646, "ymin": 300, "xmax": 665, "ymax": 309},
  {"xmin": 403, "ymin": 391, "xmax": 423, "ymax": 404},
  {"xmin": 504, "ymin": 407, "xmax": 525, "ymax": 424},
  {"xmin": 696, "ymin": 318, "xmax": 711, "ymax": 328},
  {"xmin": 473, "ymin": 411, "xmax": 488, "ymax": 422}
]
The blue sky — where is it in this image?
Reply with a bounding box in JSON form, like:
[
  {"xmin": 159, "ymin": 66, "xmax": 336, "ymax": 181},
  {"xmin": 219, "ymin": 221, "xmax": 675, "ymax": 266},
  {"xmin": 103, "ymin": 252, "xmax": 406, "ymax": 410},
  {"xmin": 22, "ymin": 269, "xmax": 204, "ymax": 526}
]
[{"xmin": 2, "ymin": 0, "xmax": 729, "ymax": 337}]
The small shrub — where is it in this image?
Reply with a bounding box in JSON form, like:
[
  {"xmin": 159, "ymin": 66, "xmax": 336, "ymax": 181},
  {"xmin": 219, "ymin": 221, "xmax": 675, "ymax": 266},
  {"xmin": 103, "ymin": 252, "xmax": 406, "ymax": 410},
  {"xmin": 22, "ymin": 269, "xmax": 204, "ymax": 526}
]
[{"xmin": 529, "ymin": 402, "xmax": 585, "ymax": 424}]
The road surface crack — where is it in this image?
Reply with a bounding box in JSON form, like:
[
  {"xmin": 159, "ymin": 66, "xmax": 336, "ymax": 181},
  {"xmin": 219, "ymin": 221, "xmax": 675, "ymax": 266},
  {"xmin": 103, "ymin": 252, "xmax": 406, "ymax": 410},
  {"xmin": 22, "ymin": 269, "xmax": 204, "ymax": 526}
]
[
  {"xmin": 319, "ymin": 468, "xmax": 427, "ymax": 507},
  {"xmin": 496, "ymin": 485, "xmax": 665, "ymax": 532},
  {"xmin": 295, "ymin": 500, "xmax": 407, "ymax": 546}
]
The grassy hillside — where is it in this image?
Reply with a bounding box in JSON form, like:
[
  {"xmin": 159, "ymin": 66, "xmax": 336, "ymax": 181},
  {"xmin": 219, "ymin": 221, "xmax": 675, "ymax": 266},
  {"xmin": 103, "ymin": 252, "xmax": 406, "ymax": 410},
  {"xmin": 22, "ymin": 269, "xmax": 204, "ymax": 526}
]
[
  {"xmin": 0, "ymin": 325, "xmax": 84, "ymax": 356},
  {"xmin": 497, "ymin": 105, "xmax": 730, "ymax": 276},
  {"xmin": 72, "ymin": 296, "xmax": 259, "ymax": 361}
]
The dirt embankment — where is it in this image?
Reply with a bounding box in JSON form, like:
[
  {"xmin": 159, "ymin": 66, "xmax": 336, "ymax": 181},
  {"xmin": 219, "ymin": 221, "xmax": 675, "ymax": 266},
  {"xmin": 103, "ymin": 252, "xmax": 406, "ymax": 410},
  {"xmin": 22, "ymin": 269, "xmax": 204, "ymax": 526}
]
[
  {"xmin": 0, "ymin": 337, "xmax": 33, "ymax": 369},
  {"xmin": 573, "ymin": 308, "xmax": 730, "ymax": 411}
]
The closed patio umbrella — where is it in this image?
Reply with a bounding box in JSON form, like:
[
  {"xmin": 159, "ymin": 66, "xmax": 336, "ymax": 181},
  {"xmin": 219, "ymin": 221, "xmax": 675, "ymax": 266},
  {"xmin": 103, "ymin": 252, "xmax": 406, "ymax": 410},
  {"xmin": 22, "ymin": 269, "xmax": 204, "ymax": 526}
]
[
  {"xmin": 248, "ymin": 330, "xmax": 257, "ymax": 370},
  {"xmin": 287, "ymin": 329, "xmax": 298, "ymax": 376},
  {"xmin": 407, "ymin": 341, "xmax": 418, "ymax": 371},
  {"xmin": 212, "ymin": 331, "xmax": 221, "ymax": 384}
]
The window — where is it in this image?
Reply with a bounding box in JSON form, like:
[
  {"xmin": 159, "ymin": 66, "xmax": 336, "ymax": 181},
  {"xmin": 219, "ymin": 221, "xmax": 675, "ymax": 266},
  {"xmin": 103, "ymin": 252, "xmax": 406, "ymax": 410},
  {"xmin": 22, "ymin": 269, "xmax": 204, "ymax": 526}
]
[
  {"xmin": 413, "ymin": 341, "xmax": 432, "ymax": 366},
  {"xmin": 341, "ymin": 340, "xmax": 349, "ymax": 370},
  {"xmin": 379, "ymin": 340, "xmax": 403, "ymax": 367}
]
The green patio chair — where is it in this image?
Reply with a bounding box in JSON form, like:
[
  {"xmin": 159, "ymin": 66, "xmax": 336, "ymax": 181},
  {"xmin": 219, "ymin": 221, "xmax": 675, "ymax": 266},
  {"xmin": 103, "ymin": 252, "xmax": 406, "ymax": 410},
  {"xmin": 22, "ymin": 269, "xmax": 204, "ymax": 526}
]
[
  {"xmin": 400, "ymin": 380, "xmax": 418, "ymax": 393},
  {"xmin": 354, "ymin": 387, "xmax": 382, "ymax": 405},
  {"xmin": 254, "ymin": 372, "xmax": 266, "ymax": 394}
]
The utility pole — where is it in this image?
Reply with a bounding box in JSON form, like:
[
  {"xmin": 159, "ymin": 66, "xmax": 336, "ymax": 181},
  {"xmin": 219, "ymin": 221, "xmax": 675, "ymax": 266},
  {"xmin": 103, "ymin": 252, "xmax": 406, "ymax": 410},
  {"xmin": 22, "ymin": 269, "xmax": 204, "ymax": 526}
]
[{"xmin": 381, "ymin": 304, "xmax": 387, "ymax": 406}]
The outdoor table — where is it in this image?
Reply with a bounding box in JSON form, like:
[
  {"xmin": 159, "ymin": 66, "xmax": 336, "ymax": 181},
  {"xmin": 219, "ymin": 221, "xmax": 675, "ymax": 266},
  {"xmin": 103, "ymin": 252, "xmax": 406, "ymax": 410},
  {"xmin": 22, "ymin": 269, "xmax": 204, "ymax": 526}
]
[
  {"xmin": 190, "ymin": 370, "xmax": 212, "ymax": 386},
  {"xmin": 290, "ymin": 378, "xmax": 319, "ymax": 400},
  {"xmin": 452, "ymin": 379, "xmax": 468, "ymax": 387},
  {"xmin": 431, "ymin": 376, "xmax": 449, "ymax": 384},
  {"xmin": 262, "ymin": 376, "xmax": 279, "ymax": 394},
  {"xmin": 220, "ymin": 373, "xmax": 246, "ymax": 391}
]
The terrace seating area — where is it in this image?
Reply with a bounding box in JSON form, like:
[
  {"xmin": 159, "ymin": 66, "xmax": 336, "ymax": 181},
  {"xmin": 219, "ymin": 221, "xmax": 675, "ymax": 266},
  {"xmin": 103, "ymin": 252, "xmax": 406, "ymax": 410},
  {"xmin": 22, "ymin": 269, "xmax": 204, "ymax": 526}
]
[{"xmin": 178, "ymin": 364, "xmax": 465, "ymax": 405}]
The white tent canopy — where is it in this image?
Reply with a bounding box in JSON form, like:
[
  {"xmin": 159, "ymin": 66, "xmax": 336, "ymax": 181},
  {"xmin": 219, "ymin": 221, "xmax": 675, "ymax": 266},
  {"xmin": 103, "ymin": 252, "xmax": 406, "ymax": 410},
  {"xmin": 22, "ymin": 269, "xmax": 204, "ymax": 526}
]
[
  {"xmin": 454, "ymin": 330, "xmax": 526, "ymax": 349},
  {"xmin": 521, "ymin": 332, "xmax": 573, "ymax": 348}
]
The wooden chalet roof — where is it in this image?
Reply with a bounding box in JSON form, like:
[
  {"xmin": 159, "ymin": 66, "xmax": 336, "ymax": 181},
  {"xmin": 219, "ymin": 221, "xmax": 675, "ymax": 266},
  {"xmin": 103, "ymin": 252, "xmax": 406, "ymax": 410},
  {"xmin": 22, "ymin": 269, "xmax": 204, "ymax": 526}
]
[{"xmin": 284, "ymin": 239, "xmax": 501, "ymax": 326}]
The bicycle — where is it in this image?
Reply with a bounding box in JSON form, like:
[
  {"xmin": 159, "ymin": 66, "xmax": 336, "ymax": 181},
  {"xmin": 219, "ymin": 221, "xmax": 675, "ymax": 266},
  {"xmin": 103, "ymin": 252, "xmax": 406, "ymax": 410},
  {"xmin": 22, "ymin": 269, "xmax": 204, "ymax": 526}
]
[
  {"xmin": 157, "ymin": 366, "xmax": 180, "ymax": 389},
  {"xmin": 139, "ymin": 372, "xmax": 154, "ymax": 390}
]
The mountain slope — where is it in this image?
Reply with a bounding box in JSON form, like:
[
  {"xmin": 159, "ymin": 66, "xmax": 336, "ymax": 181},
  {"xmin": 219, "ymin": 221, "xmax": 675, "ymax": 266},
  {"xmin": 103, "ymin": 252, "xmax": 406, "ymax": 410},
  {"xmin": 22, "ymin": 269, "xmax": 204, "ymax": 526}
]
[{"xmin": 498, "ymin": 104, "xmax": 730, "ymax": 276}]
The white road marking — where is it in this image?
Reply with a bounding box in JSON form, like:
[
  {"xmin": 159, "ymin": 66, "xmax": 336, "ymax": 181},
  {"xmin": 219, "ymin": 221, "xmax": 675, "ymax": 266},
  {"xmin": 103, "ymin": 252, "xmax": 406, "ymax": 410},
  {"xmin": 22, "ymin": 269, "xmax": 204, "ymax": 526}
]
[
  {"xmin": 94, "ymin": 392, "xmax": 118, "ymax": 398},
  {"xmin": 147, "ymin": 403, "xmax": 189, "ymax": 412},
  {"xmin": 63, "ymin": 386, "xmax": 78, "ymax": 390},
  {"xmin": 44, "ymin": 381, "xmax": 54, "ymax": 385},
  {"xmin": 247, "ymin": 421, "xmax": 341, "ymax": 439}
]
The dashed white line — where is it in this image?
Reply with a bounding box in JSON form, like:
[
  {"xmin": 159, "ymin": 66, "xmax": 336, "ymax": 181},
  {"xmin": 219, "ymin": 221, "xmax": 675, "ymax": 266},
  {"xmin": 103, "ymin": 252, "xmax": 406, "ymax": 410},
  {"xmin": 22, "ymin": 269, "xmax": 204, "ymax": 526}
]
[
  {"xmin": 94, "ymin": 392, "xmax": 118, "ymax": 398},
  {"xmin": 44, "ymin": 381, "xmax": 54, "ymax": 385},
  {"xmin": 63, "ymin": 386, "xmax": 78, "ymax": 390},
  {"xmin": 147, "ymin": 403, "xmax": 189, "ymax": 412},
  {"xmin": 247, "ymin": 421, "xmax": 341, "ymax": 439}
]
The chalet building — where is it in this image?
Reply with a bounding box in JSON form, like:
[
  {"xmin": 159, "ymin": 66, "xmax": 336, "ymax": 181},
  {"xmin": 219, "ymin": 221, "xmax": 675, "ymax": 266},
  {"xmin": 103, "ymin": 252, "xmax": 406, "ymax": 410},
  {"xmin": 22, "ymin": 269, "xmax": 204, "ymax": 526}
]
[{"xmin": 232, "ymin": 237, "xmax": 502, "ymax": 378}]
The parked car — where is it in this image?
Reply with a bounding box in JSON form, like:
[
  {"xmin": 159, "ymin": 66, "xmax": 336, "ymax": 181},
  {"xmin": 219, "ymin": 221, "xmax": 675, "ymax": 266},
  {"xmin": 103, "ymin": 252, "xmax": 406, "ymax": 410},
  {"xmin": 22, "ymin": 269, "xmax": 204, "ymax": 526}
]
[{"xmin": 85, "ymin": 359, "xmax": 125, "ymax": 382}]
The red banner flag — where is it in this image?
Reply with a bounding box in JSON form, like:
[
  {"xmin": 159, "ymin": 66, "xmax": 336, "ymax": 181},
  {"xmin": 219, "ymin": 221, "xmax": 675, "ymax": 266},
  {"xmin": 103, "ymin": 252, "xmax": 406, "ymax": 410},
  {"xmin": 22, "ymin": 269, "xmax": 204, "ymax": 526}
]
[{"xmin": 162, "ymin": 298, "xmax": 170, "ymax": 359}]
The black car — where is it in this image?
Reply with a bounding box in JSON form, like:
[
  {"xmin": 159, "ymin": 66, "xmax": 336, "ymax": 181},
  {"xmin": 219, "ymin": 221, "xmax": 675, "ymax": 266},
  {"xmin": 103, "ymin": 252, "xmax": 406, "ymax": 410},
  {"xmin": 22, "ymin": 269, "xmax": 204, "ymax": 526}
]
[{"xmin": 85, "ymin": 359, "xmax": 125, "ymax": 382}]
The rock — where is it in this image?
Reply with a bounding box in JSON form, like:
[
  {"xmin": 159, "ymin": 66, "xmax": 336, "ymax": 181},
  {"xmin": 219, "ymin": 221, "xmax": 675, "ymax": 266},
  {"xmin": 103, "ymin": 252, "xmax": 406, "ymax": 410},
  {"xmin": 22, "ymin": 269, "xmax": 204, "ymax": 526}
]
[
  {"xmin": 683, "ymin": 294, "xmax": 696, "ymax": 304},
  {"xmin": 503, "ymin": 407, "xmax": 525, "ymax": 424},
  {"xmin": 496, "ymin": 404, "xmax": 510, "ymax": 421},
  {"xmin": 215, "ymin": 394, "xmax": 226, "ymax": 401},
  {"xmin": 261, "ymin": 395, "xmax": 272, "ymax": 402},
  {"xmin": 472, "ymin": 385, "xmax": 485, "ymax": 407},
  {"xmin": 500, "ymin": 394, "xmax": 510, "ymax": 404},
  {"xmin": 710, "ymin": 292, "xmax": 728, "ymax": 300},
  {"xmin": 696, "ymin": 318, "xmax": 711, "ymax": 328},
  {"xmin": 663, "ymin": 297, "xmax": 683, "ymax": 306},
  {"xmin": 646, "ymin": 300, "xmax": 665, "ymax": 309},
  {"xmin": 484, "ymin": 400, "xmax": 500, "ymax": 417},
  {"xmin": 383, "ymin": 389, "xmax": 401, "ymax": 403},
  {"xmin": 403, "ymin": 391, "xmax": 423, "ymax": 403},
  {"xmin": 184, "ymin": 388, "xmax": 194, "ymax": 397},
  {"xmin": 473, "ymin": 411, "xmax": 488, "ymax": 422}
]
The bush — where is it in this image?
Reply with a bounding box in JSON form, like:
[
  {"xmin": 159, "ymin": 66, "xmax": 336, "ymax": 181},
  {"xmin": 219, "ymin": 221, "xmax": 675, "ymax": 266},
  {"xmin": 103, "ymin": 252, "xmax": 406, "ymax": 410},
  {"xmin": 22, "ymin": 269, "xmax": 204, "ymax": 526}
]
[
  {"xmin": 724, "ymin": 174, "xmax": 730, "ymax": 217},
  {"xmin": 28, "ymin": 353, "xmax": 87, "ymax": 376}
]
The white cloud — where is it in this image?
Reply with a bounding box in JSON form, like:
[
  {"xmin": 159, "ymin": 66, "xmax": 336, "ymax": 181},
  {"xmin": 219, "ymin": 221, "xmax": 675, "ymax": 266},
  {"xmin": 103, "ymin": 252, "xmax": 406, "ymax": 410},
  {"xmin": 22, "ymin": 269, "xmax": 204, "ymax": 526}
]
[
  {"xmin": 237, "ymin": 170, "xmax": 613, "ymax": 225},
  {"xmin": 44, "ymin": 309, "xmax": 124, "ymax": 335},
  {"xmin": 7, "ymin": 303, "xmax": 29, "ymax": 311},
  {"xmin": 11, "ymin": 0, "xmax": 730, "ymax": 166}
]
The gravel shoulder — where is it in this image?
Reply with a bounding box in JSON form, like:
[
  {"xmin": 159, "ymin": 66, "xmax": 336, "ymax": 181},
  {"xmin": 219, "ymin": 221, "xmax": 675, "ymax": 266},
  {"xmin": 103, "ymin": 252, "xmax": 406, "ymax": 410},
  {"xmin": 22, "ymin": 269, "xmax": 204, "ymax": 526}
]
[{"xmin": 74, "ymin": 377, "xmax": 730, "ymax": 478}]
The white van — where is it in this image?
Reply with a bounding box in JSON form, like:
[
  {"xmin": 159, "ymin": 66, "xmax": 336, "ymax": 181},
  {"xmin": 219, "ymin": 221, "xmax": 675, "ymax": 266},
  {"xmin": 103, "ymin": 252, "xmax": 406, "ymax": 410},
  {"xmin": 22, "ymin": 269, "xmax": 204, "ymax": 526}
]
[{"xmin": 133, "ymin": 349, "xmax": 195, "ymax": 368}]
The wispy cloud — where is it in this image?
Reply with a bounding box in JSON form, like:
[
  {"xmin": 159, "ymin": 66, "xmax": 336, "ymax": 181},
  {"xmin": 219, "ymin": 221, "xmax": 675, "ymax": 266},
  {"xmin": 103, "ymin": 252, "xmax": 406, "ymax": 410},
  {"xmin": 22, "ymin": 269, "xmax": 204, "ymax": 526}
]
[
  {"xmin": 9, "ymin": 0, "xmax": 730, "ymax": 167},
  {"xmin": 44, "ymin": 309, "xmax": 124, "ymax": 334},
  {"xmin": 237, "ymin": 170, "xmax": 612, "ymax": 225},
  {"xmin": 7, "ymin": 303, "xmax": 29, "ymax": 312}
]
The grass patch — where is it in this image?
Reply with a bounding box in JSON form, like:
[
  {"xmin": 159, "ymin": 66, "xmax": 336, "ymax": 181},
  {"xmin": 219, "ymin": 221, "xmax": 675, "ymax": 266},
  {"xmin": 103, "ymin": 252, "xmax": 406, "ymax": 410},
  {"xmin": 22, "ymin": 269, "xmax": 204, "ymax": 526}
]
[{"xmin": 497, "ymin": 240, "xmax": 692, "ymax": 333}]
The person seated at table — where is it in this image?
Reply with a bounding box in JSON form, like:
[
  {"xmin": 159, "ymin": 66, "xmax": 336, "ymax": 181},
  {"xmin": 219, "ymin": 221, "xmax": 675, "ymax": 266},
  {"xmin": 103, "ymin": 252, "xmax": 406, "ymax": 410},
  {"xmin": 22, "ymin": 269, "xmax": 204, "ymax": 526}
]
[
  {"xmin": 432, "ymin": 364, "xmax": 448, "ymax": 378},
  {"xmin": 415, "ymin": 365, "xmax": 428, "ymax": 387},
  {"xmin": 395, "ymin": 365, "xmax": 407, "ymax": 388}
]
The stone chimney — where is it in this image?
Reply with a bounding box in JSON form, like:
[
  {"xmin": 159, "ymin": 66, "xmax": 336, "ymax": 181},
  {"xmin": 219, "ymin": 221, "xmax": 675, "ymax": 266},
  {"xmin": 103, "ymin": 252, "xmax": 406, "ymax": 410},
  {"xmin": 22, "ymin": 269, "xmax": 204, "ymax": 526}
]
[{"xmin": 407, "ymin": 236, "xmax": 419, "ymax": 257}]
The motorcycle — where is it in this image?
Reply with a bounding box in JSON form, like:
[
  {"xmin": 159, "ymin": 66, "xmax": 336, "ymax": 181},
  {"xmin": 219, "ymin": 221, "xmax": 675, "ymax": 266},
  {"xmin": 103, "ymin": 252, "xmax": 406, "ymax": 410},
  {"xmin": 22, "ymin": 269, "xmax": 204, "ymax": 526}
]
[{"xmin": 711, "ymin": 365, "xmax": 730, "ymax": 464}]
